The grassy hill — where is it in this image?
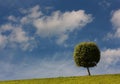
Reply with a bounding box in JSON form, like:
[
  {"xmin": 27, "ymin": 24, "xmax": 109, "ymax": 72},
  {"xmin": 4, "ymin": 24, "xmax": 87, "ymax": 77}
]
[{"xmin": 0, "ymin": 74, "xmax": 120, "ymax": 84}]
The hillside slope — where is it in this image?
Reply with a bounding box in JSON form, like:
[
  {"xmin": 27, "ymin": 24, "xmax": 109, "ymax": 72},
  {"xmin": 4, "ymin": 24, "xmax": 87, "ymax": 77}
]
[{"xmin": 0, "ymin": 74, "xmax": 120, "ymax": 84}]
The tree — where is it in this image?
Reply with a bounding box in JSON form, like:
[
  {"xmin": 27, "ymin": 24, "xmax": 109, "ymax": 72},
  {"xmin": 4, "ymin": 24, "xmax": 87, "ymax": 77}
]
[{"xmin": 73, "ymin": 42, "xmax": 100, "ymax": 76}]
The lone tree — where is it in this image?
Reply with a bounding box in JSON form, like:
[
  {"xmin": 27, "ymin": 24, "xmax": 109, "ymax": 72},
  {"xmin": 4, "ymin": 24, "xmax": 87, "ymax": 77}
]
[{"xmin": 73, "ymin": 42, "xmax": 100, "ymax": 76}]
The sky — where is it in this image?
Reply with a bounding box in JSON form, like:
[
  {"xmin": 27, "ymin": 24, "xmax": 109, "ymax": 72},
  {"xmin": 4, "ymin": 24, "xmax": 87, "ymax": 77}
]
[{"xmin": 0, "ymin": 0, "xmax": 120, "ymax": 80}]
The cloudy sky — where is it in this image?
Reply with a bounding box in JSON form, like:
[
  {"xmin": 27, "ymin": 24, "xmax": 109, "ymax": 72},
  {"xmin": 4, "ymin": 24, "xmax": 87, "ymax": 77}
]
[{"xmin": 0, "ymin": 0, "xmax": 120, "ymax": 80}]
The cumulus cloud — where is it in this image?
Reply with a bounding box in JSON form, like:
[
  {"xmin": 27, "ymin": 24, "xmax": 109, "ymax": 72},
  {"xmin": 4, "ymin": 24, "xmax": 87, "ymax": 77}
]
[
  {"xmin": 93, "ymin": 48, "xmax": 120, "ymax": 74},
  {"xmin": 107, "ymin": 9, "xmax": 120, "ymax": 39},
  {"xmin": 111, "ymin": 9, "xmax": 120, "ymax": 38},
  {"xmin": 0, "ymin": 6, "xmax": 42, "ymax": 50},
  {"xmin": 101, "ymin": 48, "xmax": 120, "ymax": 65},
  {"xmin": 56, "ymin": 34, "xmax": 68, "ymax": 45},
  {"xmin": 33, "ymin": 10, "xmax": 92, "ymax": 37},
  {"xmin": 0, "ymin": 23, "xmax": 13, "ymax": 32},
  {"xmin": 111, "ymin": 10, "xmax": 120, "ymax": 28},
  {"xmin": 0, "ymin": 5, "xmax": 93, "ymax": 49},
  {"xmin": 8, "ymin": 15, "xmax": 17, "ymax": 22},
  {"xmin": 0, "ymin": 35, "xmax": 7, "ymax": 48},
  {"xmin": 20, "ymin": 5, "xmax": 42, "ymax": 24},
  {"xmin": 20, "ymin": 5, "xmax": 93, "ymax": 44},
  {"xmin": 0, "ymin": 24, "xmax": 35, "ymax": 50},
  {"xmin": 9, "ymin": 28, "xmax": 29, "ymax": 43}
]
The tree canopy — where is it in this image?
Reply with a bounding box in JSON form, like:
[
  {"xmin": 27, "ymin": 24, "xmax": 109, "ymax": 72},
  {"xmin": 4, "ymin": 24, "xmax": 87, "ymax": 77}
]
[{"xmin": 73, "ymin": 42, "xmax": 100, "ymax": 75}]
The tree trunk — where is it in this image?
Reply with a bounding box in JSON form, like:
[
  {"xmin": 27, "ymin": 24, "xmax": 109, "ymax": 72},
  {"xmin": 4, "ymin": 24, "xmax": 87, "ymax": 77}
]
[{"xmin": 87, "ymin": 67, "xmax": 91, "ymax": 76}]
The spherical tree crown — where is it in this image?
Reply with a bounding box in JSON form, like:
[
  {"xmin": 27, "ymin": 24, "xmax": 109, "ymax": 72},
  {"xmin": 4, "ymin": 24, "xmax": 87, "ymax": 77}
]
[{"xmin": 73, "ymin": 42, "xmax": 100, "ymax": 68}]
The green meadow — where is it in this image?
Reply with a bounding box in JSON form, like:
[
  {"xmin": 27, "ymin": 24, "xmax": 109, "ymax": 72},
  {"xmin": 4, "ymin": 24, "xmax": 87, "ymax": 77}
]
[{"xmin": 0, "ymin": 74, "xmax": 120, "ymax": 84}]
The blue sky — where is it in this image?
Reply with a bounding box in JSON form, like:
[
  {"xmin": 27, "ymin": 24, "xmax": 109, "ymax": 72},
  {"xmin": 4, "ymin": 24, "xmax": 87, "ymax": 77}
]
[{"xmin": 0, "ymin": 0, "xmax": 120, "ymax": 80}]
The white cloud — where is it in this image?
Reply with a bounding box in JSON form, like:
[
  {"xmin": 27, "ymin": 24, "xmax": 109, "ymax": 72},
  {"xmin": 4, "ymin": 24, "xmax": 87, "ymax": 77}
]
[
  {"xmin": 8, "ymin": 15, "xmax": 17, "ymax": 22},
  {"xmin": 29, "ymin": 5, "xmax": 42, "ymax": 19},
  {"xmin": 9, "ymin": 27, "xmax": 29, "ymax": 43},
  {"xmin": 20, "ymin": 5, "xmax": 42, "ymax": 24},
  {"xmin": 0, "ymin": 5, "xmax": 93, "ymax": 49},
  {"xmin": 0, "ymin": 24, "xmax": 35, "ymax": 51},
  {"xmin": 32, "ymin": 9, "xmax": 92, "ymax": 44},
  {"xmin": 0, "ymin": 24, "xmax": 29, "ymax": 43},
  {"xmin": 22, "ymin": 5, "xmax": 92, "ymax": 45},
  {"xmin": 20, "ymin": 17, "xmax": 28, "ymax": 24},
  {"xmin": 111, "ymin": 9, "xmax": 120, "ymax": 28},
  {"xmin": 107, "ymin": 9, "xmax": 120, "ymax": 39},
  {"xmin": 0, "ymin": 35, "xmax": 7, "ymax": 48},
  {"xmin": 0, "ymin": 23, "xmax": 13, "ymax": 32},
  {"xmin": 101, "ymin": 48, "xmax": 120, "ymax": 65},
  {"xmin": 56, "ymin": 34, "xmax": 68, "ymax": 45},
  {"xmin": 93, "ymin": 48, "xmax": 120, "ymax": 75},
  {"xmin": 20, "ymin": 5, "xmax": 93, "ymax": 44},
  {"xmin": 111, "ymin": 9, "xmax": 120, "ymax": 38},
  {"xmin": 33, "ymin": 10, "xmax": 92, "ymax": 37}
]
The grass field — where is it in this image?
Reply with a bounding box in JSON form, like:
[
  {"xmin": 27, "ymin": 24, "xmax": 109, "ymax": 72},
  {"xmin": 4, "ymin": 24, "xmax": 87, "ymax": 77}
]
[{"xmin": 0, "ymin": 74, "xmax": 120, "ymax": 84}]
